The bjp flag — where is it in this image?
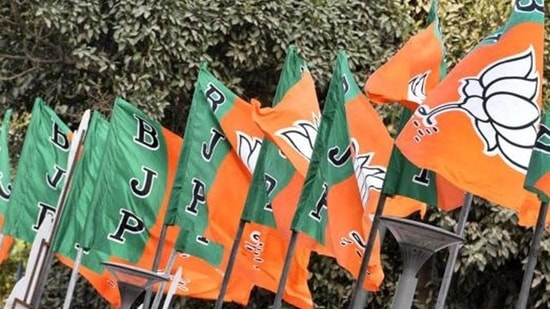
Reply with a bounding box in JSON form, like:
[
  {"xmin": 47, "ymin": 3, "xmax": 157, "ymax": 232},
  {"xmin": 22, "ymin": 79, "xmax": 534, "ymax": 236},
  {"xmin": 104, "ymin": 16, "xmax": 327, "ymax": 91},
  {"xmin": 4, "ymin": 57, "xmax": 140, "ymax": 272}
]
[
  {"xmin": 395, "ymin": 0, "xmax": 544, "ymax": 226},
  {"xmin": 365, "ymin": 0, "xmax": 446, "ymax": 111}
]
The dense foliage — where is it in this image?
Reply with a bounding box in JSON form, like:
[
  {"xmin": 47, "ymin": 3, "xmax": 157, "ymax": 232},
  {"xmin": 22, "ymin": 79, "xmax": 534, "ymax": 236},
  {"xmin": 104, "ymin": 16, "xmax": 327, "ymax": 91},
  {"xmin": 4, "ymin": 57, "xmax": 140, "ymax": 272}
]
[{"xmin": 0, "ymin": 0, "xmax": 549, "ymax": 308}]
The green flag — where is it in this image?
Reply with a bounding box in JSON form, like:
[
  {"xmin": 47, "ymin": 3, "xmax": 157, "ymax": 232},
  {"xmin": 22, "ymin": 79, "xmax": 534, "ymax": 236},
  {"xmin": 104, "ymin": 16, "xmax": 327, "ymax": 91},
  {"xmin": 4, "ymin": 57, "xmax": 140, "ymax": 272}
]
[
  {"xmin": 53, "ymin": 111, "xmax": 110, "ymax": 267},
  {"xmin": 0, "ymin": 109, "xmax": 14, "ymax": 263},
  {"xmin": 84, "ymin": 97, "xmax": 181, "ymax": 267},
  {"xmin": 3, "ymin": 98, "xmax": 71, "ymax": 243},
  {"xmin": 163, "ymin": 78, "xmax": 228, "ymax": 266},
  {"xmin": 0, "ymin": 109, "xmax": 13, "ymax": 224},
  {"xmin": 291, "ymin": 51, "xmax": 385, "ymax": 290},
  {"xmin": 242, "ymin": 46, "xmax": 308, "ymax": 228},
  {"xmin": 525, "ymin": 112, "xmax": 550, "ymax": 203}
]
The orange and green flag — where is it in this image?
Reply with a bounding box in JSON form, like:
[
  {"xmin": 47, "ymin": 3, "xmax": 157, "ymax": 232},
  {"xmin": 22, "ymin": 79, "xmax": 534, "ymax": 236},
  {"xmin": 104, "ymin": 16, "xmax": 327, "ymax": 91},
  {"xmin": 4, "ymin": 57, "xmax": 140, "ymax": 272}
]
[
  {"xmin": 252, "ymin": 48, "xmax": 321, "ymax": 178},
  {"xmin": 365, "ymin": 0, "xmax": 445, "ymax": 111},
  {"xmin": 248, "ymin": 47, "xmax": 327, "ymax": 255},
  {"xmin": 525, "ymin": 112, "xmax": 550, "ymax": 203},
  {"xmin": 292, "ymin": 51, "xmax": 384, "ymax": 292},
  {"xmin": 0, "ymin": 109, "xmax": 13, "ymax": 263},
  {"xmin": 365, "ymin": 0, "xmax": 464, "ymax": 212},
  {"xmin": 339, "ymin": 53, "xmax": 427, "ymax": 219},
  {"xmin": 395, "ymin": 0, "xmax": 544, "ymax": 226},
  {"xmin": 165, "ymin": 64, "xmax": 313, "ymax": 308},
  {"xmin": 3, "ymin": 98, "xmax": 71, "ymax": 243},
  {"xmin": 199, "ymin": 64, "xmax": 313, "ymax": 308}
]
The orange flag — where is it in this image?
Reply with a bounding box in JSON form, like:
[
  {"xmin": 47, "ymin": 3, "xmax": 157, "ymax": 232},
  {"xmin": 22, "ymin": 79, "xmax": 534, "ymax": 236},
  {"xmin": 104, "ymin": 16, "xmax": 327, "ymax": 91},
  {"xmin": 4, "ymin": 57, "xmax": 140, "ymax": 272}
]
[
  {"xmin": 365, "ymin": 0, "xmax": 445, "ymax": 111},
  {"xmin": 364, "ymin": 0, "xmax": 464, "ymax": 212},
  {"xmin": 395, "ymin": 1, "xmax": 544, "ymax": 226},
  {"xmin": 167, "ymin": 64, "xmax": 313, "ymax": 308},
  {"xmin": 341, "ymin": 59, "xmax": 427, "ymax": 219},
  {"xmin": 250, "ymin": 47, "xmax": 330, "ymax": 255}
]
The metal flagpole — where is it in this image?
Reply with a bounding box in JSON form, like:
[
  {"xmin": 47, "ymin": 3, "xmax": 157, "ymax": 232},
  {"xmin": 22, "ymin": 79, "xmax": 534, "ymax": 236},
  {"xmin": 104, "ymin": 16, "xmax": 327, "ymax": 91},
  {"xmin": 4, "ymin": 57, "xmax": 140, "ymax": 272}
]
[
  {"xmin": 142, "ymin": 224, "xmax": 169, "ymax": 308},
  {"xmin": 62, "ymin": 245, "xmax": 85, "ymax": 309},
  {"xmin": 348, "ymin": 193, "xmax": 388, "ymax": 309},
  {"xmin": 161, "ymin": 266, "xmax": 183, "ymax": 309},
  {"xmin": 151, "ymin": 249, "xmax": 178, "ymax": 309},
  {"xmin": 272, "ymin": 230, "xmax": 299, "ymax": 309},
  {"xmin": 31, "ymin": 110, "xmax": 91, "ymax": 308},
  {"xmin": 516, "ymin": 201, "xmax": 549, "ymax": 309},
  {"xmin": 214, "ymin": 218, "xmax": 247, "ymax": 309},
  {"xmin": 435, "ymin": 192, "xmax": 473, "ymax": 309}
]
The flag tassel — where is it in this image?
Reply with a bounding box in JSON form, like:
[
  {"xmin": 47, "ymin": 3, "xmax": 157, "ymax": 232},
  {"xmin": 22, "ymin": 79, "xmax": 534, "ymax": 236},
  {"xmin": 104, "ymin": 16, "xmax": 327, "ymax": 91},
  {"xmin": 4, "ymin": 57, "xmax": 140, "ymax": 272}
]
[
  {"xmin": 348, "ymin": 193, "xmax": 388, "ymax": 309},
  {"xmin": 215, "ymin": 219, "xmax": 247, "ymax": 309},
  {"xmin": 435, "ymin": 192, "xmax": 473, "ymax": 309},
  {"xmin": 515, "ymin": 200, "xmax": 549, "ymax": 309}
]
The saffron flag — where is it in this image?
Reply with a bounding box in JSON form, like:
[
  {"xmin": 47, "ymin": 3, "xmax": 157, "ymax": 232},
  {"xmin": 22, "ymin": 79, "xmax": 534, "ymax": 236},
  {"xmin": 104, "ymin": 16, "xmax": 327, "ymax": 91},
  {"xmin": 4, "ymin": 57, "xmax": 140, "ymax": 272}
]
[
  {"xmin": 383, "ymin": 108, "xmax": 464, "ymax": 211},
  {"xmin": 525, "ymin": 112, "xmax": 550, "ymax": 203},
  {"xmin": 0, "ymin": 109, "xmax": 13, "ymax": 263},
  {"xmin": 339, "ymin": 54, "xmax": 427, "ymax": 219},
  {"xmin": 252, "ymin": 48, "xmax": 321, "ymax": 178},
  {"xmin": 166, "ymin": 65, "xmax": 313, "ymax": 308},
  {"xmin": 395, "ymin": 0, "xmax": 544, "ymax": 226},
  {"xmin": 3, "ymin": 98, "xmax": 71, "ymax": 243},
  {"xmin": 292, "ymin": 51, "xmax": 384, "ymax": 291},
  {"xmin": 365, "ymin": 0, "xmax": 464, "ymax": 211},
  {"xmin": 365, "ymin": 0, "xmax": 445, "ymax": 111},
  {"xmin": 248, "ymin": 46, "xmax": 327, "ymax": 253}
]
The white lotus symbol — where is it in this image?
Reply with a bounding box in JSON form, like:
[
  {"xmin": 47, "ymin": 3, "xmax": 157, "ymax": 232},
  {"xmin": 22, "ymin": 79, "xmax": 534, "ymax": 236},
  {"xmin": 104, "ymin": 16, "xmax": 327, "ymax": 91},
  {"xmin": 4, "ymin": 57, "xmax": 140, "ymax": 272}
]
[
  {"xmin": 353, "ymin": 148, "xmax": 386, "ymax": 207},
  {"xmin": 414, "ymin": 46, "xmax": 540, "ymax": 173},
  {"xmin": 407, "ymin": 71, "xmax": 430, "ymax": 105},
  {"xmin": 237, "ymin": 131, "xmax": 263, "ymax": 173},
  {"xmin": 276, "ymin": 114, "xmax": 320, "ymax": 161}
]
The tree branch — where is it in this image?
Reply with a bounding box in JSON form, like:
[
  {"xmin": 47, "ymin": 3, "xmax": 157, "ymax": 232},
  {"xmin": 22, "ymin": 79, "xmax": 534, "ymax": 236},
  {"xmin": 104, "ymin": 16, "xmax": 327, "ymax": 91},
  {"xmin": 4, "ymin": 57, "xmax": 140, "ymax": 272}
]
[{"xmin": 0, "ymin": 66, "xmax": 38, "ymax": 81}]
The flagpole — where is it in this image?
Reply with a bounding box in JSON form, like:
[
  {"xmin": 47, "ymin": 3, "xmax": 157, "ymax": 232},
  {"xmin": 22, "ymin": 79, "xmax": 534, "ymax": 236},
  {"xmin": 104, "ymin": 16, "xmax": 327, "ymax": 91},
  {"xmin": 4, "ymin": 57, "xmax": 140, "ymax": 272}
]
[
  {"xmin": 62, "ymin": 245, "xmax": 84, "ymax": 309},
  {"xmin": 142, "ymin": 224, "xmax": 169, "ymax": 308},
  {"xmin": 435, "ymin": 192, "xmax": 473, "ymax": 309},
  {"xmin": 30, "ymin": 110, "xmax": 91, "ymax": 308},
  {"xmin": 161, "ymin": 266, "xmax": 183, "ymax": 309},
  {"xmin": 215, "ymin": 218, "xmax": 247, "ymax": 309},
  {"xmin": 272, "ymin": 230, "xmax": 299, "ymax": 309},
  {"xmin": 516, "ymin": 200, "xmax": 549, "ymax": 309},
  {"xmin": 348, "ymin": 193, "xmax": 388, "ymax": 309},
  {"xmin": 151, "ymin": 249, "xmax": 178, "ymax": 309}
]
